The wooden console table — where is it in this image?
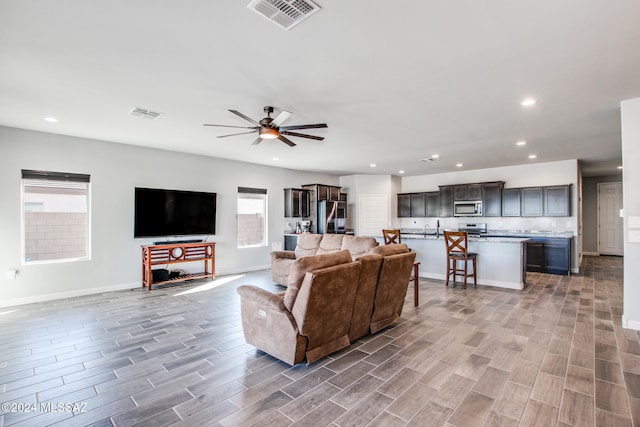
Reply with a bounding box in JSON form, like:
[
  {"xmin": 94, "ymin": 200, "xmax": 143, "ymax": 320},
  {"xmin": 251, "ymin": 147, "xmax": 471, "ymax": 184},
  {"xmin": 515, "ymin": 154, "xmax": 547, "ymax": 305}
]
[{"xmin": 141, "ymin": 242, "xmax": 215, "ymax": 290}]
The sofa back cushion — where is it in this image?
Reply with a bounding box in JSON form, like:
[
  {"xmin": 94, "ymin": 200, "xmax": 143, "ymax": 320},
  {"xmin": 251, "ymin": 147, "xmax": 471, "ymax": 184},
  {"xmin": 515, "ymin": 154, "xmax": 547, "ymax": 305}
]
[
  {"xmin": 294, "ymin": 233, "xmax": 323, "ymax": 258},
  {"xmin": 341, "ymin": 235, "xmax": 379, "ymax": 259},
  {"xmin": 284, "ymin": 250, "xmax": 353, "ymax": 311},
  {"xmin": 371, "ymin": 243, "xmax": 410, "ymax": 256},
  {"xmin": 316, "ymin": 234, "xmax": 344, "ymax": 255}
]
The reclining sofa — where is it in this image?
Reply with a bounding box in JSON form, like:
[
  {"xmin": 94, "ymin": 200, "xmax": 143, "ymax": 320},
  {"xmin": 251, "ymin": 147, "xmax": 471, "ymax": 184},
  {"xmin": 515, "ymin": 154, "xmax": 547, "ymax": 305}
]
[
  {"xmin": 271, "ymin": 233, "xmax": 379, "ymax": 287},
  {"xmin": 237, "ymin": 243, "xmax": 416, "ymax": 365}
]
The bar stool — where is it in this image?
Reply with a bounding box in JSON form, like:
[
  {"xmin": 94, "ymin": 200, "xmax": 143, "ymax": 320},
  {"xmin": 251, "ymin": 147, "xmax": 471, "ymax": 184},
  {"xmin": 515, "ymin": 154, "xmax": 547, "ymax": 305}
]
[
  {"xmin": 444, "ymin": 231, "xmax": 477, "ymax": 289},
  {"xmin": 381, "ymin": 229, "xmax": 421, "ymax": 306}
]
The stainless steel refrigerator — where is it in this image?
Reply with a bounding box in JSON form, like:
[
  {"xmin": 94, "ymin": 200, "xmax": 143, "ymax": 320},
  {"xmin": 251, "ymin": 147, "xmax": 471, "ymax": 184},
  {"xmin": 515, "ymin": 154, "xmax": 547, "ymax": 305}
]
[{"xmin": 317, "ymin": 201, "xmax": 347, "ymax": 234}]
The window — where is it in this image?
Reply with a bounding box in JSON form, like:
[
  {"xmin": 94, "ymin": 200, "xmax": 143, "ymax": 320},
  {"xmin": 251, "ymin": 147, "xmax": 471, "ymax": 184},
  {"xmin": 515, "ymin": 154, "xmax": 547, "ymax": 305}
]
[
  {"xmin": 22, "ymin": 170, "xmax": 90, "ymax": 263},
  {"xmin": 237, "ymin": 187, "xmax": 267, "ymax": 248}
]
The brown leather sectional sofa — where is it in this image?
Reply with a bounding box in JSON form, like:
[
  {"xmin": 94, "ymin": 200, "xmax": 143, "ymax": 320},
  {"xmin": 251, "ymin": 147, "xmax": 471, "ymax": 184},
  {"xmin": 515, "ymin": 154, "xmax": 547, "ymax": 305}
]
[{"xmin": 237, "ymin": 243, "xmax": 416, "ymax": 365}]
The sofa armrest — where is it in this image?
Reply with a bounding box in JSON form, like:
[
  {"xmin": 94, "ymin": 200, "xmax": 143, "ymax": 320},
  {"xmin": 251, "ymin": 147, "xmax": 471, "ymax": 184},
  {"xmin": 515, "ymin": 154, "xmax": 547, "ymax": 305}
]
[
  {"xmin": 237, "ymin": 285, "xmax": 287, "ymax": 312},
  {"xmin": 271, "ymin": 250, "xmax": 296, "ymax": 262}
]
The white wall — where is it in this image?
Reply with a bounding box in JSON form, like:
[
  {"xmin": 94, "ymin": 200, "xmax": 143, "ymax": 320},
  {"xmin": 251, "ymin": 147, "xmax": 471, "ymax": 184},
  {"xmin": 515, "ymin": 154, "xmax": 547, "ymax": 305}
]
[
  {"xmin": 0, "ymin": 126, "xmax": 338, "ymax": 306},
  {"xmin": 621, "ymin": 98, "xmax": 640, "ymax": 330},
  {"xmin": 339, "ymin": 174, "xmax": 401, "ymax": 234}
]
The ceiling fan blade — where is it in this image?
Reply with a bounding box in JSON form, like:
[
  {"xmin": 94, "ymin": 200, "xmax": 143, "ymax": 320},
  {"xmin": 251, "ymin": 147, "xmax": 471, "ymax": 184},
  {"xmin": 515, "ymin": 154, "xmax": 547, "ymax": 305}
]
[
  {"xmin": 278, "ymin": 135, "xmax": 297, "ymax": 147},
  {"xmin": 271, "ymin": 110, "xmax": 292, "ymax": 127},
  {"xmin": 216, "ymin": 130, "xmax": 258, "ymax": 138},
  {"xmin": 251, "ymin": 137, "xmax": 262, "ymax": 145},
  {"xmin": 204, "ymin": 124, "xmax": 258, "ymax": 129},
  {"xmin": 229, "ymin": 110, "xmax": 260, "ymax": 126},
  {"xmin": 281, "ymin": 130, "xmax": 325, "ymax": 141},
  {"xmin": 279, "ymin": 123, "xmax": 328, "ymax": 131}
]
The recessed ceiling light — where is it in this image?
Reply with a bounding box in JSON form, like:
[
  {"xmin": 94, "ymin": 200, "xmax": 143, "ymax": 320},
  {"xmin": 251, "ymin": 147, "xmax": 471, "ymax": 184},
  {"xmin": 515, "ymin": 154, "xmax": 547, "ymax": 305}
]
[
  {"xmin": 272, "ymin": 157, "xmax": 279, "ymax": 161},
  {"xmin": 516, "ymin": 141, "xmax": 526, "ymax": 146},
  {"xmin": 528, "ymin": 154, "xmax": 537, "ymax": 159},
  {"xmin": 431, "ymin": 154, "xmax": 439, "ymax": 159},
  {"xmin": 399, "ymin": 170, "xmax": 405, "ymax": 174},
  {"xmin": 456, "ymin": 163, "xmax": 463, "ymax": 167},
  {"xmin": 521, "ymin": 98, "xmax": 537, "ymax": 107},
  {"xmin": 43, "ymin": 117, "xmax": 58, "ymax": 123},
  {"xmin": 369, "ymin": 163, "xmax": 376, "ymax": 168}
]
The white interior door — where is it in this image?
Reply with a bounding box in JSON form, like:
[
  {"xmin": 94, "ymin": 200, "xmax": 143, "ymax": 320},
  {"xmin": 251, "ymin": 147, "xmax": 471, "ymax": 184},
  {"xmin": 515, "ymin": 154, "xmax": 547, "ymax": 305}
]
[
  {"xmin": 358, "ymin": 194, "xmax": 387, "ymax": 237},
  {"xmin": 598, "ymin": 182, "xmax": 623, "ymax": 256}
]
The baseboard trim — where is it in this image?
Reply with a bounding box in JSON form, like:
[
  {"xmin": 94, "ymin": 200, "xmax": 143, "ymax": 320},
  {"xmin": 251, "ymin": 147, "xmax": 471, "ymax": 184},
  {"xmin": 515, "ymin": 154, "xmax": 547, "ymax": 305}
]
[
  {"xmin": 582, "ymin": 251, "xmax": 599, "ymax": 256},
  {"xmin": 0, "ymin": 265, "xmax": 272, "ymax": 308},
  {"xmin": 622, "ymin": 315, "xmax": 640, "ymax": 331},
  {"xmin": 0, "ymin": 282, "xmax": 140, "ymax": 308}
]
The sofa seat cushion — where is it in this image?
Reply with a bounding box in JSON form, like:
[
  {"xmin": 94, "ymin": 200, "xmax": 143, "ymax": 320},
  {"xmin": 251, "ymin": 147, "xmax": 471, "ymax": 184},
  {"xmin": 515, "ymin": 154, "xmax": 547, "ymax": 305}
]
[
  {"xmin": 341, "ymin": 235, "xmax": 379, "ymax": 259},
  {"xmin": 294, "ymin": 233, "xmax": 323, "ymax": 258},
  {"xmin": 316, "ymin": 234, "xmax": 344, "ymax": 255},
  {"xmin": 283, "ymin": 250, "xmax": 353, "ymax": 311},
  {"xmin": 271, "ymin": 257, "xmax": 295, "ymax": 286}
]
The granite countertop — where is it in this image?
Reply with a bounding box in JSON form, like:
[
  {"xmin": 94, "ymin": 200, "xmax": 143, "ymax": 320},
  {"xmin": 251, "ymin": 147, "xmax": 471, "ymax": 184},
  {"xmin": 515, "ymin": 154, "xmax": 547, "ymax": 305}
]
[{"xmin": 398, "ymin": 229, "xmax": 573, "ymax": 241}]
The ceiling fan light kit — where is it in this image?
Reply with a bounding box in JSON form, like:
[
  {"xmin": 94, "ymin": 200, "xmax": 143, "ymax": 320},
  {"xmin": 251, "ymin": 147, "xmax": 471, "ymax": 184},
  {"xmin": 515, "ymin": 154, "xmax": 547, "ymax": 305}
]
[{"xmin": 204, "ymin": 106, "xmax": 327, "ymax": 147}]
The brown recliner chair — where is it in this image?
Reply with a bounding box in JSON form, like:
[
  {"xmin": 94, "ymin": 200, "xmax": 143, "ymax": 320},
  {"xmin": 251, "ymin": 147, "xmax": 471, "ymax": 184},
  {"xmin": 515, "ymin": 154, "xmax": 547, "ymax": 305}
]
[
  {"xmin": 369, "ymin": 244, "xmax": 417, "ymax": 333},
  {"xmin": 237, "ymin": 250, "xmax": 361, "ymax": 365}
]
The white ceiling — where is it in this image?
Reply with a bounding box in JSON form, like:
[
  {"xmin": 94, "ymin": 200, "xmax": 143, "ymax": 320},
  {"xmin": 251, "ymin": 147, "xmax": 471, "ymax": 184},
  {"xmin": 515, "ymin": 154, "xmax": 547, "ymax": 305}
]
[{"xmin": 1, "ymin": 1, "xmax": 639, "ymax": 177}]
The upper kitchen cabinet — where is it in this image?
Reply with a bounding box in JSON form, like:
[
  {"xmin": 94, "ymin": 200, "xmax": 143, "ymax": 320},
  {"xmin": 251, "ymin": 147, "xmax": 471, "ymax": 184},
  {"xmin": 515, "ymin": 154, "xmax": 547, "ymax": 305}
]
[
  {"xmin": 426, "ymin": 192, "xmax": 440, "ymax": 217},
  {"xmin": 303, "ymin": 184, "xmax": 341, "ymax": 201},
  {"xmin": 521, "ymin": 187, "xmax": 544, "ymax": 217},
  {"xmin": 410, "ymin": 193, "xmax": 426, "ymax": 217},
  {"xmin": 454, "ymin": 184, "xmax": 482, "ymax": 201},
  {"xmin": 544, "ymin": 185, "xmax": 571, "ymax": 216},
  {"xmin": 397, "ymin": 192, "xmax": 439, "ymax": 218},
  {"xmin": 284, "ymin": 188, "xmax": 310, "ymax": 218},
  {"xmin": 398, "ymin": 193, "xmax": 411, "ymax": 217},
  {"xmin": 482, "ymin": 182, "xmax": 504, "ymax": 217},
  {"xmin": 501, "ymin": 188, "xmax": 521, "ymax": 217},
  {"xmin": 439, "ymin": 186, "xmax": 454, "ymax": 217}
]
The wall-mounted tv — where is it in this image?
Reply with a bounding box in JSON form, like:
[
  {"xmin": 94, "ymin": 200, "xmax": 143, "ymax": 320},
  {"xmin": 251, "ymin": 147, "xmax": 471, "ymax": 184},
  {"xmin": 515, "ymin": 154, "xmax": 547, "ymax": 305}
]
[{"xmin": 134, "ymin": 187, "xmax": 217, "ymax": 238}]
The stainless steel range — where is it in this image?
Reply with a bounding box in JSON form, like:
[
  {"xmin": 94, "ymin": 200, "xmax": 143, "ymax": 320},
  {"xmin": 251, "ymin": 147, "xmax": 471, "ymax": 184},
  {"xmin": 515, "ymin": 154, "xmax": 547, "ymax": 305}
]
[{"xmin": 458, "ymin": 222, "xmax": 487, "ymax": 236}]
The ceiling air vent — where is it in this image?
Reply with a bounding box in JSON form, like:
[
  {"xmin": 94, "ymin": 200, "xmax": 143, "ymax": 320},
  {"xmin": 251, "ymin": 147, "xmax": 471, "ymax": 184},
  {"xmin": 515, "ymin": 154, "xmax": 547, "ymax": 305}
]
[
  {"xmin": 129, "ymin": 107, "xmax": 161, "ymax": 120},
  {"xmin": 247, "ymin": 0, "xmax": 321, "ymax": 30}
]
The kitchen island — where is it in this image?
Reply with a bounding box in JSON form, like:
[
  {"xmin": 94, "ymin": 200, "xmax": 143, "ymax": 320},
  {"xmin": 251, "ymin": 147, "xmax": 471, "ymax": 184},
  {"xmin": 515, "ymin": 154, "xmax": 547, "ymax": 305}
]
[{"xmin": 378, "ymin": 234, "xmax": 529, "ymax": 290}]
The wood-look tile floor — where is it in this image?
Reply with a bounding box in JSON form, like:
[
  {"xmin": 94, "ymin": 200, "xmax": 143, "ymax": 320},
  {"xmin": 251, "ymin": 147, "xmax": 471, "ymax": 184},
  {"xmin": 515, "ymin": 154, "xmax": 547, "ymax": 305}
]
[{"xmin": 1, "ymin": 255, "xmax": 638, "ymax": 426}]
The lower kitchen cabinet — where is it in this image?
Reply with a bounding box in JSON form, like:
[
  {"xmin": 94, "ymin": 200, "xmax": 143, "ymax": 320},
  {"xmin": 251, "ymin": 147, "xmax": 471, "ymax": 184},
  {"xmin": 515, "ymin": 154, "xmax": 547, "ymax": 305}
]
[{"xmin": 526, "ymin": 237, "xmax": 571, "ymax": 275}]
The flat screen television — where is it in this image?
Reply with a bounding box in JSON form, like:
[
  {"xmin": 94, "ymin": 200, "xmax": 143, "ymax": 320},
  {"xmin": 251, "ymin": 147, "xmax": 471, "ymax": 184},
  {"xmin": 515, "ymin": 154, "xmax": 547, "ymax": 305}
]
[{"xmin": 134, "ymin": 187, "xmax": 217, "ymax": 238}]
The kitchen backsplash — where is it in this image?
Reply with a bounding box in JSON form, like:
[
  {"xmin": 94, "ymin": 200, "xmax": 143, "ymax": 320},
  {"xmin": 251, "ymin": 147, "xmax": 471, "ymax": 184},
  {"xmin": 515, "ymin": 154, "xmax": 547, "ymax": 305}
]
[{"xmin": 399, "ymin": 216, "xmax": 575, "ymax": 234}]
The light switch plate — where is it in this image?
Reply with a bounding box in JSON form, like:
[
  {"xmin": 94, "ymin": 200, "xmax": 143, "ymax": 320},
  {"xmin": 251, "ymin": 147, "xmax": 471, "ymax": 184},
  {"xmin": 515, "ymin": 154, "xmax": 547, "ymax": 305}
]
[{"xmin": 629, "ymin": 230, "xmax": 640, "ymax": 243}]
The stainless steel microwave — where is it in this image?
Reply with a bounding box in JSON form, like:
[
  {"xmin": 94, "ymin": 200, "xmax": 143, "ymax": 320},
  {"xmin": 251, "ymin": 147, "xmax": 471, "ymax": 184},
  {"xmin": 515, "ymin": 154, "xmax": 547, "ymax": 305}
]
[{"xmin": 454, "ymin": 200, "xmax": 483, "ymax": 216}]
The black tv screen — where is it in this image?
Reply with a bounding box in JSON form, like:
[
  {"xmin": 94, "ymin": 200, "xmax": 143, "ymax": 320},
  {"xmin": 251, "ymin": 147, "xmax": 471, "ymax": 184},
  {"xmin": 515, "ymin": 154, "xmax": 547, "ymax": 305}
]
[{"xmin": 134, "ymin": 187, "xmax": 216, "ymax": 238}]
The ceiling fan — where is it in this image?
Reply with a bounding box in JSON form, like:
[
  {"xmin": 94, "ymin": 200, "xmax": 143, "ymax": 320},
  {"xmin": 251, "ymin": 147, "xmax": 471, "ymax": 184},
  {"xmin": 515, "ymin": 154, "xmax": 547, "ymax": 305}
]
[{"xmin": 203, "ymin": 106, "xmax": 327, "ymax": 147}]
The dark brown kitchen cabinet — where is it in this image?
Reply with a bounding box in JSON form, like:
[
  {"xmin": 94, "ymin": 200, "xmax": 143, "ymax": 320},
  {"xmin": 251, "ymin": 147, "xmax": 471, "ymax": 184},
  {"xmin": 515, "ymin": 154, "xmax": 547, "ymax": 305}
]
[
  {"xmin": 410, "ymin": 193, "xmax": 426, "ymax": 217},
  {"xmin": 398, "ymin": 193, "xmax": 411, "ymax": 217},
  {"xmin": 303, "ymin": 184, "xmax": 341, "ymax": 201},
  {"xmin": 439, "ymin": 186, "xmax": 454, "ymax": 217},
  {"xmin": 454, "ymin": 184, "xmax": 482, "ymax": 201},
  {"xmin": 426, "ymin": 192, "xmax": 440, "ymax": 217},
  {"xmin": 482, "ymin": 182, "xmax": 504, "ymax": 217},
  {"xmin": 544, "ymin": 185, "xmax": 571, "ymax": 216},
  {"xmin": 527, "ymin": 237, "xmax": 571, "ymax": 275},
  {"xmin": 397, "ymin": 192, "xmax": 438, "ymax": 218},
  {"xmin": 284, "ymin": 188, "xmax": 310, "ymax": 218},
  {"xmin": 501, "ymin": 188, "xmax": 521, "ymax": 217},
  {"xmin": 521, "ymin": 187, "xmax": 544, "ymax": 217}
]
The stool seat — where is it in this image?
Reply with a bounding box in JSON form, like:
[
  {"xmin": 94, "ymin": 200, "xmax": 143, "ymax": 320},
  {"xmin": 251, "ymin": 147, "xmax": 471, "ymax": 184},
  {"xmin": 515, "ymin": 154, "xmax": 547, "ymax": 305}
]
[{"xmin": 444, "ymin": 231, "xmax": 477, "ymax": 289}]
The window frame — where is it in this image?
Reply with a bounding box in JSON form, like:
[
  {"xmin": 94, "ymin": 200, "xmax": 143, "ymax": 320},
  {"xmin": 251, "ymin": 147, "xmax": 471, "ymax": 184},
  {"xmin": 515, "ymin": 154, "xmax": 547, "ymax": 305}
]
[
  {"xmin": 21, "ymin": 170, "xmax": 91, "ymax": 265},
  {"xmin": 237, "ymin": 187, "xmax": 268, "ymax": 249}
]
